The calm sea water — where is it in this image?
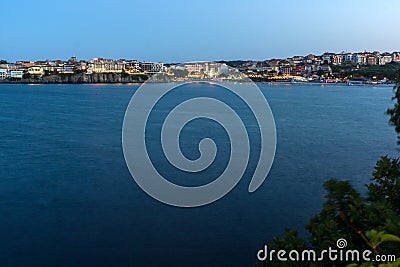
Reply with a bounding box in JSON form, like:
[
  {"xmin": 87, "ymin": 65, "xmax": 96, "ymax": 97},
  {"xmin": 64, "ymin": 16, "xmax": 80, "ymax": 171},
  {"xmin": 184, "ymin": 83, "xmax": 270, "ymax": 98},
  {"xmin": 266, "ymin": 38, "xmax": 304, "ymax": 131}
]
[{"xmin": 0, "ymin": 83, "xmax": 398, "ymax": 267}]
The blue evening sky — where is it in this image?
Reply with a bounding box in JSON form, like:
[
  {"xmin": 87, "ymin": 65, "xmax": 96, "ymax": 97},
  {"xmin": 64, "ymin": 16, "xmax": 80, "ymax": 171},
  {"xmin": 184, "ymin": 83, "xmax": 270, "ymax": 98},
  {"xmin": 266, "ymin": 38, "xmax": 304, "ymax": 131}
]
[{"xmin": 1, "ymin": 0, "xmax": 399, "ymax": 62}]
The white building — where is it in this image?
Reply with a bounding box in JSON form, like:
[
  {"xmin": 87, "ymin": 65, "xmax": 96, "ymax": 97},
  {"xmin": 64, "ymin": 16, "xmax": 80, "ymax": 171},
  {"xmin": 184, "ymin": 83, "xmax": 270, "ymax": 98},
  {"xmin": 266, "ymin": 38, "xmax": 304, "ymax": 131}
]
[
  {"xmin": 342, "ymin": 53, "xmax": 353, "ymax": 63},
  {"xmin": 377, "ymin": 55, "xmax": 392, "ymax": 65},
  {"xmin": 87, "ymin": 58, "xmax": 124, "ymax": 73},
  {"xmin": 352, "ymin": 54, "xmax": 365, "ymax": 64},
  {"xmin": 140, "ymin": 62, "xmax": 164, "ymax": 74},
  {"xmin": 322, "ymin": 53, "xmax": 334, "ymax": 64},
  {"xmin": 0, "ymin": 68, "xmax": 7, "ymax": 80},
  {"xmin": 124, "ymin": 60, "xmax": 141, "ymax": 73},
  {"xmin": 392, "ymin": 52, "xmax": 400, "ymax": 62},
  {"xmin": 10, "ymin": 70, "xmax": 24, "ymax": 79},
  {"xmin": 56, "ymin": 65, "xmax": 75, "ymax": 74},
  {"xmin": 184, "ymin": 63, "xmax": 203, "ymax": 74}
]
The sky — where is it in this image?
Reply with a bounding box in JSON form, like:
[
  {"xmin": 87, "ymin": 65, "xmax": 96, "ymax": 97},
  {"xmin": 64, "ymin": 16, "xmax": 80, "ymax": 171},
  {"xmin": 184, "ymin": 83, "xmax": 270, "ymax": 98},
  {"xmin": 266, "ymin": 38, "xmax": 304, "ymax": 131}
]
[{"xmin": 1, "ymin": 0, "xmax": 400, "ymax": 63}]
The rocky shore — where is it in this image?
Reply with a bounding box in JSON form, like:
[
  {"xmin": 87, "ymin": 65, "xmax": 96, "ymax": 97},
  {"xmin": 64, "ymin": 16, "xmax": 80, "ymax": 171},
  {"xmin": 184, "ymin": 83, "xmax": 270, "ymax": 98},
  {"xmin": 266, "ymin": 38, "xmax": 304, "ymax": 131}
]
[{"xmin": 0, "ymin": 73, "xmax": 148, "ymax": 84}]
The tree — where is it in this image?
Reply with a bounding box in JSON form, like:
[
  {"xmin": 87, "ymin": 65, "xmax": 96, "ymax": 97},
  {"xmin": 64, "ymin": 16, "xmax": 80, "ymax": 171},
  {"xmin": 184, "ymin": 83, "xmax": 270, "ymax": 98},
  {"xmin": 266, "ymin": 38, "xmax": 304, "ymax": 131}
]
[
  {"xmin": 387, "ymin": 79, "xmax": 400, "ymax": 144},
  {"xmin": 259, "ymin": 81, "xmax": 400, "ymax": 266}
]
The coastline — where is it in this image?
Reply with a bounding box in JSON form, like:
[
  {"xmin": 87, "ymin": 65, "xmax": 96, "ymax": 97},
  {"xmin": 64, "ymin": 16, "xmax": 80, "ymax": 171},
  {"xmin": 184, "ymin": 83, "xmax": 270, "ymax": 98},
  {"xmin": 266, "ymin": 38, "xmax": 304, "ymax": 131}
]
[
  {"xmin": 0, "ymin": 73, "xmax": 148, "ymax": 84},
  {"xmin": 0, "ymin": 81, "xmax": 393, "ymax": 86},
  {"xmin": 0, "ymin": 72, "xmax": 394, "ymax": 86}
]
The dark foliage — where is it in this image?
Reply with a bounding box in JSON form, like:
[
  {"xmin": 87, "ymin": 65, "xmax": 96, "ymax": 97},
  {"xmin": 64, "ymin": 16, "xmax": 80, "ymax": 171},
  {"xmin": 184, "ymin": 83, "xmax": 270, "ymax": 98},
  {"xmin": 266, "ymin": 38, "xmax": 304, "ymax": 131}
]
[{"xmin": 259, "ymin": 82, "xmax": 400, "ymax": 267}]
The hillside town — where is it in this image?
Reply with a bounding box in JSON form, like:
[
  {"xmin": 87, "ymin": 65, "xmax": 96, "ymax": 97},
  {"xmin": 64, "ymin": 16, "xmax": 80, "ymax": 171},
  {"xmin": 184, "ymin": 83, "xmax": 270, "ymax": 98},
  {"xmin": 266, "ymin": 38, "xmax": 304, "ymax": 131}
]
[
  {"xmin": 0, "ymin": 51, "xmax": 399, "ymax": 84},
  {"xmin": 233, "ymin": 51, "xmax": 400, "ymax": 84},
  {"xmin": 0, "ymin": 58, "xmax": 164, "ymax": 80}
]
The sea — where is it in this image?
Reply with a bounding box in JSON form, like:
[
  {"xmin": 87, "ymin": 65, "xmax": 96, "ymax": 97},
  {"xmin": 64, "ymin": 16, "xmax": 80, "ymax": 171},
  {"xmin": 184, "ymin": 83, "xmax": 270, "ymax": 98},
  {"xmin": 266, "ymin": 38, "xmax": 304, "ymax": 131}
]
[{"xmin": 0, "ymin": 83, "xmax": 398, "ymax": 267}]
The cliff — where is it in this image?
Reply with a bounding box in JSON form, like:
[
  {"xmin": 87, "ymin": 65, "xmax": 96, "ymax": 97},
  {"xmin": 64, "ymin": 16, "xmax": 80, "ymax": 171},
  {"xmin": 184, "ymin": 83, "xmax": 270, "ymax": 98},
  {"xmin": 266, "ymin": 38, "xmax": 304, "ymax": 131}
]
[{"xmin": 0, "ymin": 73, "xmax": 148, "ymax": 84}]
